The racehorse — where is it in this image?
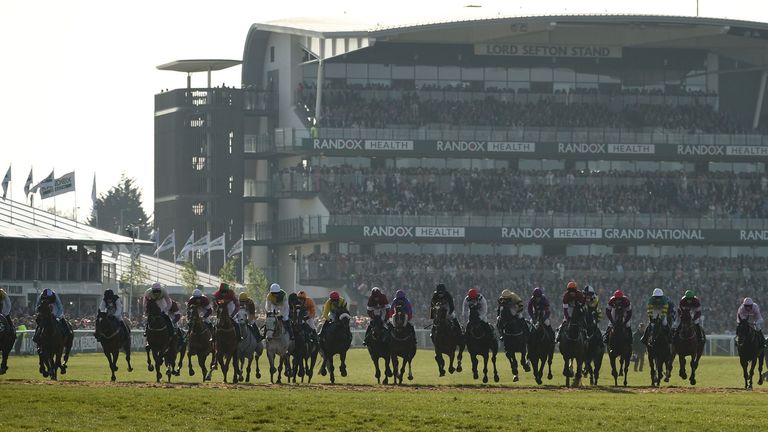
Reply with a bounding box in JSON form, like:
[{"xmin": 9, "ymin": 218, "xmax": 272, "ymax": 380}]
[
  {"xmin": 319, "ymin": 311, "xmax": 352, "ymax": 384},
  {"xmin": 526, "ymin": 311, "xmax": 554, "ymax": 385},
  {"xmin": 430, "ymin": 303, "xmax": 463, "ymax": 377},
  {"xmin": 558, "ymin": 303, "xmax": 587, "ymax": 387},
  {"xmin": 35, "ymin": 303, "xmax": 73, "ymax": 380},
  {"xmin": 497, "ymin": 306, "xmax": 530, "ymax": 382},
  {"xmin": 264, "ymin": 310, "xmax": 292, "ymax": 384},
  {"xmin": 95, "ymin": 311, "xmax": 133, "ymax": 382},
  {"xmin": 464, "ymin": 304, "xmax": 499, "ymax": 384},
  {"xmin": 214, "ymin": 302, "xmax": 241, "ymax": 383},
  {"xmin": 144, "ymin": 301, "xmax": 180, "ymax": 383},
  {"xmin": 583, "ymin": 308, "xmax": 605, "ymax": 386},
  {"xmin": 234, "ymin": 308, "xmax": 263, "ymax": 383},
  {"xmin": 606, "ymin": 317, "xmax": 632, "ymax": 387},
  {"xmin": 366, "ymin": 315, "xmax": 391, "ymax": 384},
  {"xmin": 388, "ymin": 304, "xmax": 416, "ymax": 384},
  {"xmin": 185, "ymin": 305, "xmax": 214, "ymax": 381},
  {"xmin": 645, "ymin": 316, "xmax": 674, "ymax": 387},
  {"xmin": 673, "ymin": 311, "xmax": 705, "ymax": 386},
  {"xmin": 736, "ymin": 317, "xmax": 765, "ymax": 389},
  {"xmin": 288, "ymin": 307, "xmax": 317, "ymax": 383},
  {"xmin": 0, "ymin": 314, "xmax": 17, "ymax": 374}
]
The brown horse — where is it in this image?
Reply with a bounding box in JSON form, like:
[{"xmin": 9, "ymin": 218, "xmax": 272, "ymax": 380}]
[
  {"xmin": 673, "ymin": 312, "xmax": 705, "ymax": 385},
  {"xmin": 0, "ymin": 315, "xmax": 16, "ymax": 374},
  {"xmin": 95, "ymin": 311, "xmax": 133, "ymax": 381},
  {"xmin": 144, "ymin": 301, "xmax": 179, "ymax": 383},
  {"xmin": 186, "ymin": 305, "xmax": 214, "ymax": 381},
  {"xmin": 214, "ymin": 301, "xmax": 240, "ymax": 383},
  {"xmin": 35, "ymin": 304, "xmax": 73, "ymax": 380}
]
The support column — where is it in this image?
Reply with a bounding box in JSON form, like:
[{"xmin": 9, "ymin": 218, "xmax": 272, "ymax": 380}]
[
  {"xmin": 187, "ymin": 72, "xmax": 192, "ymax": 89},
  {"xmin": 314, "ymin": 59, "xmax": 324, "ymax": 125},
  {"xmin": 207, "ymin": 67, "xmax": 212, "ymax": 89},
  {"xmin": 753, "ymin": 71, "xmax": 768, "ymax": 130}
]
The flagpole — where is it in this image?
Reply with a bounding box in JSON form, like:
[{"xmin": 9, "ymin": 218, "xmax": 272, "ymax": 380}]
[
  {"xmin": 74, "ymin": 184, "xmax": 78, "ymax": 226},
  {"xmin": 207, "ymin": 231, "xmax": 212, "ymax": 285}
]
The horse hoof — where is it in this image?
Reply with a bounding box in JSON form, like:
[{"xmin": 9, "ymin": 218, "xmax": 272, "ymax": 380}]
[
  {"xmin": 523, "ymin": 364, "xmax": 531, "ymax": 372},
  {"xmin": 383, "ymin": 378, "xmax": 388, "ymax": 384},
  {"xmin": 439, "ymin": 370, "xmax": 445, "ymax": 377},
  {"xmin": 174, "ymin": 371, "xmax": 181, "ymax": 376},
  {"xmin": 680, "ymin": 372, "xmax": 688, "ymax": 380},
  {"xmin": 190, "ymin": 370, "xmax": 196, "ymax": 376},
  {"xmin": 256, "ymin": 373, "xmax": 261, "ymax": 379},
  {"xmin": 494, "ymin": 375, "xmax": 500, "ymax": 383},
  {"xmin": 513, "ymin": 375, "xmax": 519, "ymax": 382},
  {"xmin": 341, "ymin": 370, "xmax": 348, "ymax": 377},
  {"xmin": 0, "ymin": 369, "xmax": 5, "ymax": 375},
  {"xmin": 536, "ymin": 377, "xmax": 542, "ymax": 385},
  {"xmin": 456, "ymin": 366, "xmax": 463, "ymax": 373},
  {"xmin": 664, "ymin": 377, "xmax": 670, "ymax": 383},
  {"xmin": 408, "ymin": 375, "xmax": 413, "ymax": 381},
  {"xmin": 547, "ymin": 373, "xmax": 553, "ymax": 380},
  {"xmin": 448, "ymin": 367, "xmax": 455, "ymax": 374},
  {"xmin": 690, "ymin": 378, "xmax": 696, "ymax": 386},
  {"xmin": 60, "ymin": 368, "xmax": 67, "ymax": 375},
  {"xmin": 42, "ymin": 371, "xmax": 49, "ymax": 378},
  {"xmin": 319, "ymin": 370, "xmax": 327, "ymax": 376},
  {"xmin": 111, "ymin": 376, "xmax": 116, "ymax": 382},
  {"xmin": 148, "ymin": 365, "xmax": 154, "ymax": 372},
  {"xmin": 482, "ymin": 376, "xmax": 488, "ymax": 384}
]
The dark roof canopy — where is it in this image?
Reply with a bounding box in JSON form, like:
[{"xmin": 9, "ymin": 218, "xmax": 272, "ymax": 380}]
[{"xmin": 156, "ymin": 59, "xmax": 242, "ymax": 73}]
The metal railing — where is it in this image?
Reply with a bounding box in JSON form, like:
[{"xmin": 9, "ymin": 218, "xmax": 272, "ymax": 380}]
[
  {"xmin": 154, "ymin": 88, "xmax": 276, "ymax": 113},
  {"xmin": 245, "ymin": 216, "xmax": 329, "ymax": 242}
]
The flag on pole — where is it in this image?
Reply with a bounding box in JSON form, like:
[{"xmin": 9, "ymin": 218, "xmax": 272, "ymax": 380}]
[
  {"xmin": 90, "ymin": 174, "xmax": 98, "ymax": 223},
  {"xmin": 227, "ymin": 236, "xmax": 243, "ymax": 257},
  {"xmin": 191, "ymin": 233, "xmax": 209, "ymax": 254},
  {"xmin": 24, "ymin": 168, "xmax": 33, "ymax": 197},
  {"xmin": 208, "ymin": 234, "xmax": 226, "ymax": 252},
  {"xmin": 154, "ymin": 230, "xmax": 175, "ymax": 255},
  {"xmin": 32, "ymin": 170, "xmax": 54, "ymax": 193},
  {"xmin": 40, "ymin": 171, "xmax": 75, "ymax": 199},
  {"xmin": 1, "ymin": 165, "xmax": 10, "ymax": 199},
  {"xmin": 175, "ymin": 231, "xmax": 195, "ymax": 262}
]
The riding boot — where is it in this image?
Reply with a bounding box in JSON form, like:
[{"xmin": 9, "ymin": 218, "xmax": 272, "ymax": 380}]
[{"xmin": 284, "ymin": 320, "xmax": 294, "ymax": 340}]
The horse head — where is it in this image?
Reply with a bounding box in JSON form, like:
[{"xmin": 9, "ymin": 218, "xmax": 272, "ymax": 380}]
[
  {"xmin": 393, "ymin": 305, "xmax": 407, "ymax": 329},
  {"xmin": 146, "ymin": 300, "xmax": 162, "ymax": 317},
  {"xmin": 264, "ymin": 311, "xmax": 280, "ymax": 340},
  {"xmin": 468, "ymin": 304, "xmax": 481, "ymax": 323},
  {"xmin": 736, "ymin": 317, "xmax": 754, "ymax": 347},
  {"xmin": 432, "ymin": 303, "xmax": 447, "ymax": 325}
]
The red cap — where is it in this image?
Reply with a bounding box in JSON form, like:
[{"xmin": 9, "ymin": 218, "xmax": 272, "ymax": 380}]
[
  {"xmin": 567, "ymin": 281, "xmax": 577, "ymax": 290},
  {"xmin": 329, "ymin": 291, "xmax": 340, "ymax": 300},
  {"xmin": 613, "ymin": 290, "xmax": 624, "ymax": 299},
  {"xmin": 468, "ymin": 288, "xmax": 479, "ymax": 300}
]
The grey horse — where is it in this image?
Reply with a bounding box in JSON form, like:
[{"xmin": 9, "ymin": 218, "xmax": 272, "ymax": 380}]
[
  {"xmin": 264, "ymin": 311, "xmax": 293, "ymax": 383},
  {"xmin": 235, "ymin": 309, "xmax": 264, "ymax": 382}
]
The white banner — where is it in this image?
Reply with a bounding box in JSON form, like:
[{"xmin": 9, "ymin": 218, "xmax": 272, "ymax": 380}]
[
  {"xmin": 208, "ymin": 234, "xmax": 225, "ymax": 252},
  {"xmin": 40, "ymin": 171, "xmax": 75, "ymax": 199}
]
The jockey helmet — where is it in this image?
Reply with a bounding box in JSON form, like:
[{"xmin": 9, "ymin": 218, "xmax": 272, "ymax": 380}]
[
  {"xmin": 329, "ymin": 291, "xmax": 340, "ymax": 301},
  {"xmin": 613, "ymin": 290, "xmax": 624, "ymax": 299},
  {"xmin": 270, "ymin": 283, "xmax": 281, "ymax": 293},
  {"xmin": 566, "ymin": 281, "xmax": 577, "ymax": 290},
  {"xmin": 436, "ymin": 283, "xmax": 447, "ymax": 293},
  {"xmin": 288, "ymin": 292, "xmax": 298, "ymax": 304},
  {"xmin": 584, "ymin": 285, "xmax": 595, "ymax": 295},
  {"xmin": 42, "ymin": 288, "xmax": 54, "ymax": 298},
  {"xmin": 467, "ymin": 288, "xmax": 479, "ymax": 300},
  {"xmin": 103, "ymin": 289, "xmax": 115, "ymax": 299},
  {"xmin": 684, "ymin": 290, "xmax": 694, "ymax": 299},
  {"xmin": 395, "ymin": 290, "xmax": 406, "ymax": 299},
  {"xmin": 219, "ymin": 282, "xmax": 230, "ymax": 292},
  {"xmin": 500, "ymin": 289, "xmax": 514, "ymax": 300},
  {"xmin": 652, "ymin": 288, "xmax": 664, "ymax": 297},
  {"xmin": 371, "ymin": 287, "xmax": 381, "ymax": 295},
  {"xmin": 192, "ymin": 289, "xmax": 203, "ymax": 298},
  {"xmin": 297, "ymin": 291, "xmax": 307, "ymax": 300},
  {"xmin": 239, "ymin": 292, "xmax": 249, "ymax": 302},
  {"xmin": 532, "ymin": 287, "xmax": 543, "ymax": 297},
  {"xmin": 151, "ymin": 282, "xmax": 162, "ymax": 292},
  {"xmin": 744, "ymin": 297, "xmax": 754, "ymax": 307}
]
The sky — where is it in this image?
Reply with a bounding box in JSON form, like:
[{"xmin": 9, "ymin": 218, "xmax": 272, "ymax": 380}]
[{"xmin": 1, "ymin": 0, "xmax": 768, "ymax": 222}]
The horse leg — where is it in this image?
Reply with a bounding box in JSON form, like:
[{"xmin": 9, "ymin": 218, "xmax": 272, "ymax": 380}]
[
  {"xmin": 509, "ymin": 352, "xmax": 519, "ymax": 382},
  {"xmin": 491, "ymin": 346, "xmax": 500, "ymax": 383},
  {"xmin": 758, "ymin": 351, "xmax": 765, "ymax": 386},
  {"xmin": 470, "ymin": 353, "xmax": 479, "ymax": 380},
  {"xmin": 268, "ymin": 353, "xmax": 276, "ymax": 384},
  {"xmin": 103, "ymin": 350, "xmax": 115, "ymax": 381},
  {"xmin": 255, "ymin": 350, "xmax": 262, "ymax": 380},
  {"xmin": 327, "ymin": 354, "xmax": 335, "ymax": 384},
  {"xmin": 748, "ymin": 357, "xmax": 757, "ymax": 389},
  {"xmin": 435, "ymin": 350, "xmax": 445, "ymax": 376},
  {"xmin": 154, "ymin": 351, "xmax": 163, "ymax": 383},
  {"xmin": 679, "ymin": 354, "xmax": 688, "ymax": 380},
  {"xmin": 481, "ymin": 353, "xmax": 489, "ymax": 384},
  {"xmin": 390, "ymin": 355, "xmax": 399, "ymax": 385},
  {"xmin": 456, "ymin": 341, "xmax": 464, "ymax": 373},
  {"xmin": 689, "ymin": 353, "xmax": 699, "ymax": 386},
  {"xmin": 177, "ymin": 344, "xmax": 186, "ymax": 375},
  {"xmin": 547, "ymin": 350, "xmax": 554, "ymax": 380},
  {"xmin": 531, "ymin": 357, "xmax": 542, "ymax": 385},
  {"xmin": 145, "ymin": 345, "xmax": 153, "ymax": 372},
  {"xmin": 407, "ymin": 355, "xmax": 414, "ymax": 381},
  {"xmin": 610, "ymin": 354, "xmax": 619, "ymax": 386},
  {"xmin": 340, "ymin": 351, "xmax": 348, "ymax": 377},
  {"xmin": 447, "ymin": 350, "xmax": 456, "ymax": 374},
  {"xmin": 246, "ymin": 354, "xmax": 253, "ymax": 383},
  {"xmin": 399, "ymin": 355, "xmax": 407, "ymax": 383},
  {"xmin": 108, "ymin": 350, "xmax": 118, "ymax": 382},
  {"xmin": 382, "ymin": 355, "xmax": 391, "ymax": 384},
  {"xmin": 521, "ymin": 345, "xmax": 530, "ymax": 372},
  {"xmin": 373, "ymin": 357, "xmax": 382, "ymax": 384},
  {"xmin": 188, "ymin": 349, "xmax": 196, "ymax": 377}
]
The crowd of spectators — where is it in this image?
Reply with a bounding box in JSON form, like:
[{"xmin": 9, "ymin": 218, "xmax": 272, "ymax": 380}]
[
  {"xmin": 299, "ymin": 86, "xmax": 740, "ymax": 133},
  {"xmin": 304, "ymin": 252, "xmax": 768, "ymax": 333},
  {"xmin": 289, "ymin": 166, "xmax": 768, "ymax": 218}
]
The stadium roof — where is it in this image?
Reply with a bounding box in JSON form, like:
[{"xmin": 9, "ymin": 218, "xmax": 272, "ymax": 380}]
[
  {"xmin": 0, "ymin": 198, "xmax": 152, "ymax": 244},
  {"xmin": 156, "ymin": 59, "xmax": 242, "ymax": 73},
  {"xmin": 250, "ymin": 14, "xmax": 768, "ymax": 66},
  {"xmin": 104, "ymin": 251, "xmax": 234, "ymax": 291}
]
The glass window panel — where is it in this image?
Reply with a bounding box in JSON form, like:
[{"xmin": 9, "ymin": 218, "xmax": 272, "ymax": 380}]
[
  {"xmin": 438, "ymin": 66, "xmax": 460, "ymax": 80},
  {"xmin": 554, "ymin": 82, "xmax": 574, "ymax": 93},
  {"xmin": 446, "ymin": 243, "xmax": 469, "ymax": 254},
  {"xmin": 484, "ymin": 67, "xmax": 507, "ymax": 80},
  {"xmin": 508, "ymin": 67, "xmax": 530, "ymax": 81},
  {"xmin": 415, "ymin": 65, "xmax": 438, "ymax": 79},
  {"xmin": 553, "ymin": 68, "xmax": 575, "ymax": 82},
  {"xmin": 462, "ymin": 67, "xmax": 483, "ymax": 80},
  {"xmin": 396, "ymin": 243, "xmax": 419, "ymax": 253},
  {"xmin": 375, "ymin": 243, "xmax": 397, "ymax": 253},
  {"xmin": 470, "ymin": 244, "xmax": 494, "ymax": 254},
  {"xmin": 531, "ymin": 67, "xmax": 553, "ymax": 81},
  {"xmin": 518, "ymin": 245, "xmax": 542, "ymax": 256},
  {"xmin": 485, "ymin": 81, "xmax": 508, "ymax": 90},
  {"xmin": 392, "ymin": 65, "xmax": 415, "ymax": 79},
  {"xmin": 303, "ymin": 63, "xmax": 318, "ymax": 78},
  {"xmin": 599, "ymin": 70, "xmax": 621, "ymax": 83},
  {"xmin": 346, "ymin": 78, "xmax": 367, "ymax": 86},
  {"xmin": 576, "ymin": 69, "xmax": 599, "ymax": 83},
  {"xmin": 325, "ymin": 63, "xmax": 347, "ymax": 78},
  {"xmin": 420, "ymin": 244, "xmax": 445, "ymax": 254},
  {"xmin": 415, "ymin": 79, "xmax": 438, "ymax": 88},
  {"xmin": 368, "ymin": 64, "xmax": 391, "ymax": 79},
  {"xmin": 508, "ymin": 82, "xmax": 530, "ymax": 92},
  {"xmin": 346, "ymin": 63, "xmax": 367, "ymax": 78}
]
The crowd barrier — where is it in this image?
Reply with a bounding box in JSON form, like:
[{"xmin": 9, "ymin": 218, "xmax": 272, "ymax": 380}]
[{"xmin": 11, "ymin": 329, "xmax": 739, "ymax": 356}]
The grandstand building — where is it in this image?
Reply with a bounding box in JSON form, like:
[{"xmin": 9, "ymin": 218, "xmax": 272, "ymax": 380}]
[{"xmin": 155, "ymin": 15, "xmax": 768, "ymax": 331}]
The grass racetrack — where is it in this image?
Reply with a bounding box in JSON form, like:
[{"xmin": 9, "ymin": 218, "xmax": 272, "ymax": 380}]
[{"xmin": 1, "ymin": 349, "xmax": 766, "ymax": 431}]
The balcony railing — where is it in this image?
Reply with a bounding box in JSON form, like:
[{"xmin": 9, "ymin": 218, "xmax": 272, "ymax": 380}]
[
  {"xmin": 154, "ymin": 88, "xmax": 276, "ymax": 113},
  {"xmin": 245, "ymin": 216, "xmax": 329, "ymax": 242}
]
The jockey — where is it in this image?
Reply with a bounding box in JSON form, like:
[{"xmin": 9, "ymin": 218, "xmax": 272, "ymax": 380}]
[
  {"xmin": 238, "ymin": 291, "xmax": 260, "ymax": 339},
  {"xmin": 297, "ymin": 291, "xmax": 317, "ymax": 330},
  {"xmin": 583, "ymin": 284, "xmax": 604, "ymax": 326},
  {"xmin": 169, "ymin": 300, "xmax": 185, "ymax": 349},
  {"xmin": 320, "ymin": 291, "xmax": 349, "ymax": 339},
  {"xmin": 187, "ymin": 289, "xmax": 214, "ymax": 325},
  {"xmin": 0, "ymin": 288, "xmax": 14, "ymax": 334},
  {"xmin": 364, "ymin": 287, "xmax": 390, "ymax": 345},
  {"xmin": 291, "ymin": 292, "xmax": 317, "ymax": 344},
  {"xmin": 737, "ymin": 297, "xmax": 764, "ymax": 336},
  {"xmin": 528, "ymin": 287, "xmax": 555, "ymax": 341},
  {"xmin": 143, "ymin": 282, "xmax": 175, "ymax": 338},
  {"xmin": 430, "ymin": 283, "xmax": 462, "ymax": 337},
  {"xmin": 497, "ymin": 289, "xmax": 528, "ymax": 339},
  {"xmin": 265, "ymin": 283, "xmax": 292, "ymax": 340},
  {"xmin": 33, "ymin": 288, "xmax": 73, "ymax": 343},
  {"xmin": 388, "ymin": 289, "xmax": 415, "ymax": 340},
  {"xmin": 557, "ymin": 281, "xmax": 586, "ymax": 342},
  {"xmin": 642, "ymin": 288, "xmax": 675, "ymax": 344},
  {"xmin": 604, "ymin": 290, "xmax": 632, "ymax": 343},
  {"xmin": 213, "ymin": 282, "xmax": 242, "ymax": 341},
  {"xmin": 96, "ymin": 289, "xmax": 129, "ymax": 342},
  {"xmin": 463, "ymin": 288, "xmax": 492, "ymax": 335},
  {"xmin": 676, "ymin": 290, "xmax": 706, "ymax": 345}
]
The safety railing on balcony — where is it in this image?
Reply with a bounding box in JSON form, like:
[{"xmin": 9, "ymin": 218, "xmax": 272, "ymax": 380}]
[{"xmin": 244, "ymin": 216, "xmax": 329, "ymax": 242}]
